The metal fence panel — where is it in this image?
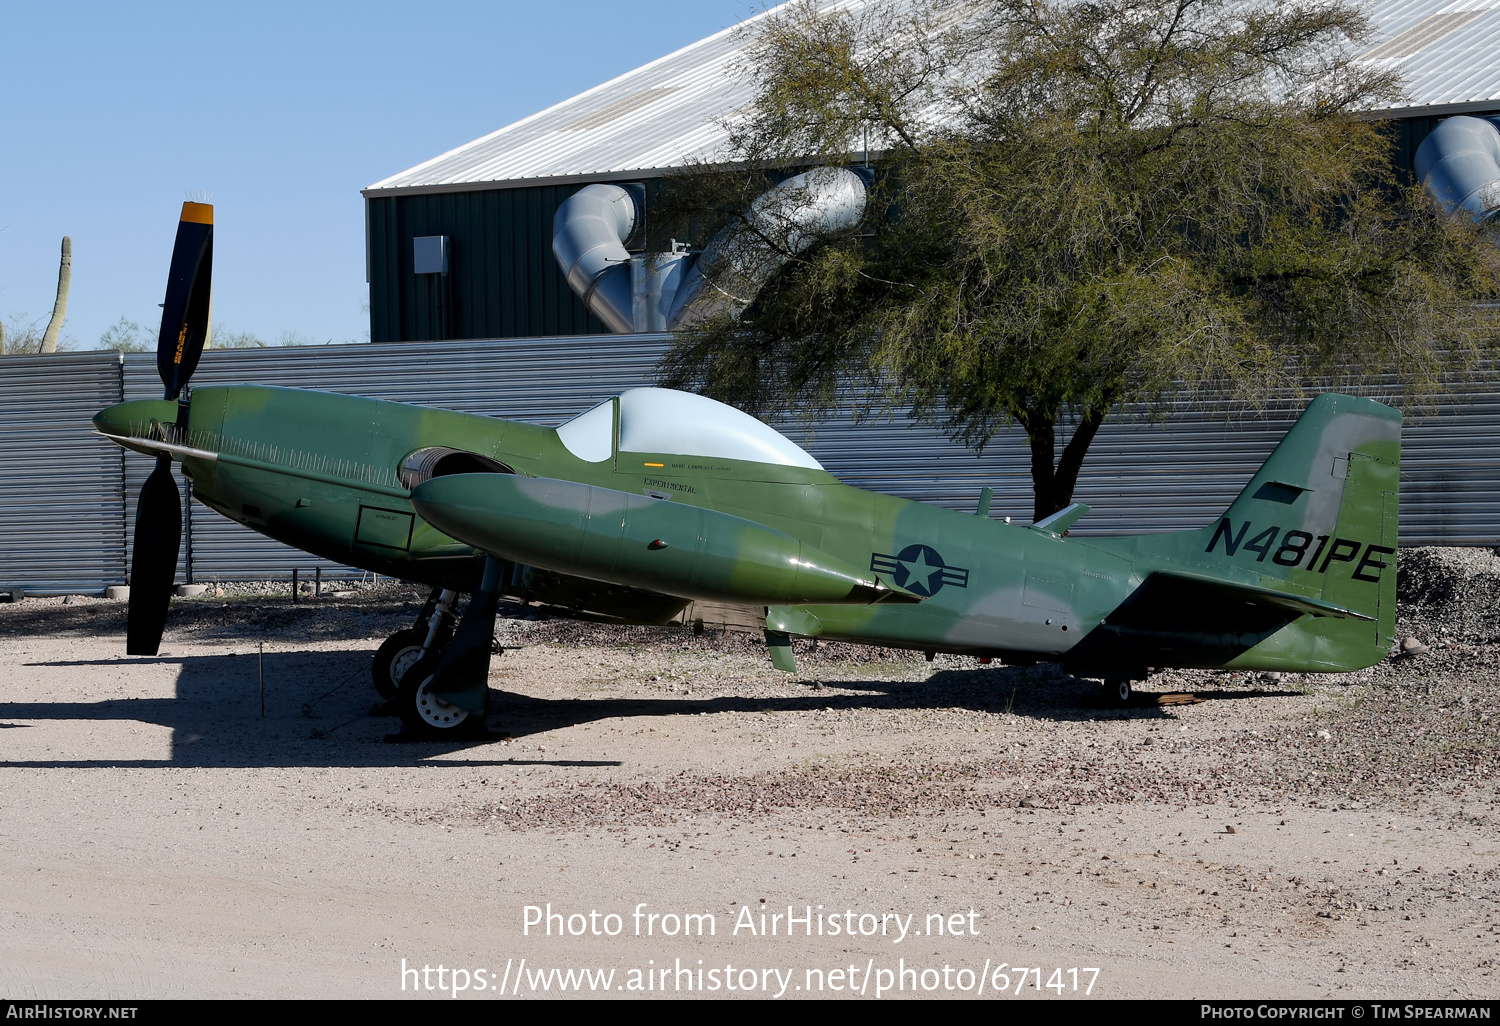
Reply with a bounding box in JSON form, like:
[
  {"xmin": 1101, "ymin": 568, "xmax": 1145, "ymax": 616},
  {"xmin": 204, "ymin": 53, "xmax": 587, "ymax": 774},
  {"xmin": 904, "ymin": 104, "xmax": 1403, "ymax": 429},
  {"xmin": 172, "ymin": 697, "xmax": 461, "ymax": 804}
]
[
  {"xmin": 763, "ymin": 381, "xmax": 1500, "ymax": 543},
  {"xmin": 0, "ymin": 352, "xmax": 125, "ymax": 595}
]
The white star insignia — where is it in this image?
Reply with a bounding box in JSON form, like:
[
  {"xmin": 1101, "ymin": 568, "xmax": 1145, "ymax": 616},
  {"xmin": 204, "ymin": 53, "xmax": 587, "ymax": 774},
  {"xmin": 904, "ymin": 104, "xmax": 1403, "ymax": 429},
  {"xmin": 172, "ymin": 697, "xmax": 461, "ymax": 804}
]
[{"xmin": 899, "ymin": 550, "xmax": 944, "ymax": 593}]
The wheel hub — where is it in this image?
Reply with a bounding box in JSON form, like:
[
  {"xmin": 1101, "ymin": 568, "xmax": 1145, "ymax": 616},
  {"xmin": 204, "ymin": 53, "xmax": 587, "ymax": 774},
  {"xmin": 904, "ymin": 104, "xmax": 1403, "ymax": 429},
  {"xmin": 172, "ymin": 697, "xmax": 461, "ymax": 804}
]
[
  {"xmin": 413, "ymin": 675, "xmax": 469, "ymax": 729},
  {"xmin": 390, "ymin": 645, "xmax": 424, "ymax": 687}
]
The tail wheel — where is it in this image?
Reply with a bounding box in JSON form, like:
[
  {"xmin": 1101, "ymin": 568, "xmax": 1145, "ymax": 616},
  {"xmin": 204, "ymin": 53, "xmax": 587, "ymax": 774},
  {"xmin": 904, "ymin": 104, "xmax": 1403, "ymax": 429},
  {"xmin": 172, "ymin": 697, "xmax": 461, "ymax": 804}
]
[
  {"xmin": 397, "ymin": 670, "xmax": 471, "ymax": 735},
  {"xmin": 372, "ymin": 628, "xmax": 426, "ymax": 700},
  {"xmin": 1102, "ymin": 678, "xmax": 1132, "ymax": 705}
]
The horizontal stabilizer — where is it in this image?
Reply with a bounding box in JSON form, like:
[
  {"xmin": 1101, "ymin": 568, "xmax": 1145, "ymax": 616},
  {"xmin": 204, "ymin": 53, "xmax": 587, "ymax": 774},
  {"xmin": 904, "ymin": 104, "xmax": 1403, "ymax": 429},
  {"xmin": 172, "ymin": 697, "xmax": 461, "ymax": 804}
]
[
  {"xmin": 1153, "ymin": 571, "xmax": 1374, "ymax": 622},
  {"xmin": 1066, "ymin": 567, "xmax": 1373, "ymax": 674},
  {"xmin": 1031, "ymin": 502, "xmax": 1089, "ymax": 536}
]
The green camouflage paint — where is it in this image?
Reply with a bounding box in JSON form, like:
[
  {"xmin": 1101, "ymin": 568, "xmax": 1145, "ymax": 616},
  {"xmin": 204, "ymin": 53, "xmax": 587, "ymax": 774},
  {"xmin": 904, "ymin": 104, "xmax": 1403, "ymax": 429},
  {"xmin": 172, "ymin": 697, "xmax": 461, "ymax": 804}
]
[{"xmin": 94, "ymin": 388, "xmax": 1400, "ymax": 677}]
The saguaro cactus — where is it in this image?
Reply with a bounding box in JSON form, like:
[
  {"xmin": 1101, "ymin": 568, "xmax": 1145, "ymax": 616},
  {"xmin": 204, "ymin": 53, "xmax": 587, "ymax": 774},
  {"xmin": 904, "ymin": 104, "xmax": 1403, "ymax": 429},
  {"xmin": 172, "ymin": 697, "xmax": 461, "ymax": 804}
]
[{"xmin": 40, "ymin": 236, "xmax": 72, "ymax": 354}]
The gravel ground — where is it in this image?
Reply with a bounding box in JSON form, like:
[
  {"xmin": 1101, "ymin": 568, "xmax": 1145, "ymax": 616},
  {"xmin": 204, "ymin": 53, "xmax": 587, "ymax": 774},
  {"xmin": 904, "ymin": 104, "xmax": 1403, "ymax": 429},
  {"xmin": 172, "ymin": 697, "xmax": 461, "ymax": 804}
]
[{"xmin": 1, "ymin": 551, "xmax": 1496, "ymax": 999}]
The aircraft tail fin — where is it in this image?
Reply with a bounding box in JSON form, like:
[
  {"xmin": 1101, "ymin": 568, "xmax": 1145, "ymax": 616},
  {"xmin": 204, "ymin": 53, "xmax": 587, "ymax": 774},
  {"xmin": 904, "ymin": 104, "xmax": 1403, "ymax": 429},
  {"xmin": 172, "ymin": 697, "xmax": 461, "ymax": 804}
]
[
  {"xmin": 1195, "ymin": 393, "xmax": 1401, "ymax": 666},
  {"xmin": 1219, "ymin": 394, "xmax": 1398, "ymax": 541},
  {"xmin": 1070, "ymin": 393, "xmax": 1400, "ymax": 675}
]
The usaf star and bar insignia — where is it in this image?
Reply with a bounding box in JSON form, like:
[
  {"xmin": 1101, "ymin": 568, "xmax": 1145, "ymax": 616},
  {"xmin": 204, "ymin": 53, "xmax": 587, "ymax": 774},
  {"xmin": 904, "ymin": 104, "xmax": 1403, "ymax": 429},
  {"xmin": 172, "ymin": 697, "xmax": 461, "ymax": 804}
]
[{"xmin": 870, "ymin": 543, "xmax": 970, "ymax": 597}]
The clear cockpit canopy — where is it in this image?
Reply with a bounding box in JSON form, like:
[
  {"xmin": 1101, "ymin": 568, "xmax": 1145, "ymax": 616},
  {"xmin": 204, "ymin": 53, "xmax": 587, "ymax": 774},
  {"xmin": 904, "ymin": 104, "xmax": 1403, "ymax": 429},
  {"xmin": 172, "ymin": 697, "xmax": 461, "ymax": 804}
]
[{"xmin": 554, "ymin": 387, "xmax": 824, "ymax": 469}]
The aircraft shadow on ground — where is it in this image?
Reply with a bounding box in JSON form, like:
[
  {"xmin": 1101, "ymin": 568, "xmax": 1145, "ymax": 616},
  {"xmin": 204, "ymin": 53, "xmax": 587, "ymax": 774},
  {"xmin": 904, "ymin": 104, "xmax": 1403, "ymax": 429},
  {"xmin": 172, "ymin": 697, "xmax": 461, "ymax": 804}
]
[
  {"xmin": 0, "ymin": 597, "xmax": 414, "ymax": 644},
  {"xmin": 0, "ymin": 638, "xmax": 1305, "ymax": 769}
]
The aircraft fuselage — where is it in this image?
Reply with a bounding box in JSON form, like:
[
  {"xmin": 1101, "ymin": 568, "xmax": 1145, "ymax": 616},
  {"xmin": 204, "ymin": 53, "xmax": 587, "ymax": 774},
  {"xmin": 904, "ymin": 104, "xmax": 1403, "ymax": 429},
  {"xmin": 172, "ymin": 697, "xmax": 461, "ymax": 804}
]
[{"xmin": 95, "ymin": 384, "xmax": 1394, "ymax": 676}]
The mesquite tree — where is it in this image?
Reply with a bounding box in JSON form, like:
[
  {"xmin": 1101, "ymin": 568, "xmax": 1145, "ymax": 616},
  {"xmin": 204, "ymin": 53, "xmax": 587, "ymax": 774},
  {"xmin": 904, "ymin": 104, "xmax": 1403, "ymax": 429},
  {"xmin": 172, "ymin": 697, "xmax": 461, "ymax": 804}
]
[{"xmin": 659, "ymin": 0, "xmax": 1500, "ymax": 520}]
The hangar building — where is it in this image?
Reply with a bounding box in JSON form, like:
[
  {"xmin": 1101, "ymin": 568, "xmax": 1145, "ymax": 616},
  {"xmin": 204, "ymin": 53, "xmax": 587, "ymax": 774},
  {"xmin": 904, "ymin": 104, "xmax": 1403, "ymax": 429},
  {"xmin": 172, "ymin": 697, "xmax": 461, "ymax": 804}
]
[{"xmin": 362, "ymin": 0, "xmax": 1500, "ymax": 344}]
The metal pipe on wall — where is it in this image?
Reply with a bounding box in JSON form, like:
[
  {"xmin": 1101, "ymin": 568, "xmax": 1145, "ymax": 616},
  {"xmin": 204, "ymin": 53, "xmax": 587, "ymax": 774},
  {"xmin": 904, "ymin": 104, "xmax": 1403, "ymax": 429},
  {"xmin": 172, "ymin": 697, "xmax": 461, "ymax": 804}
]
[
  {"xmin": 667, "ymin": 167, "xmax": 868, "ymax": 330},
  {"xmin": 551, "ymin": 184, "xmax": 639, "ymax": 332}
]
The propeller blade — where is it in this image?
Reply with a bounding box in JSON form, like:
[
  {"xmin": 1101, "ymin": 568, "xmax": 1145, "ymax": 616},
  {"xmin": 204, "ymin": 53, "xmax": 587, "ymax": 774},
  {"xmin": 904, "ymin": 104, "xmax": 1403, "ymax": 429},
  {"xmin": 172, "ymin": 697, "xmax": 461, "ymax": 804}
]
[
  {"xmin": 125, "ymin": 456, "xmax": 183, "ymax": 656},
  {"xmin": 157, "ymin": 202, "xmax": 213, "ymax": 401}
]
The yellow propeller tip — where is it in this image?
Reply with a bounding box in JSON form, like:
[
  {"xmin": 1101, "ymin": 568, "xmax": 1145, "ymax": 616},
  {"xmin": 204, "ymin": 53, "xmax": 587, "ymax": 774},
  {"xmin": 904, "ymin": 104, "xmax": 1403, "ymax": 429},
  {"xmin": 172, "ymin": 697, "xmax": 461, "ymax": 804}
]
[{"xmin": 180, "ymin": 201, "xmax": 213, "ymax": 225}]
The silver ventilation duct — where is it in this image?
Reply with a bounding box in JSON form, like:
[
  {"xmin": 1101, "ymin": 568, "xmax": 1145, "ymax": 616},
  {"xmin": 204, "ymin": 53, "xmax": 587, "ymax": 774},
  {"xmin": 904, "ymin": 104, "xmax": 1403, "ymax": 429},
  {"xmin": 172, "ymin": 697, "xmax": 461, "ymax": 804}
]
[
  {"xmin": 666, "ymin": 166, "xmax": 868, "ymax": 330},
  {"xmin": 1415, "ymin": 115, "xmax": 1500, "ymax": 224},
  {"xmin": 552, "ymin": 168, "xmax": 868, "ymax": 333},
  {"xmin": 551, "ymin": 184, "xmax": 640, "ymax": 332},
  {"xmin": 629, "ymin": 249, "xmax": 691, "ymax": 332}
]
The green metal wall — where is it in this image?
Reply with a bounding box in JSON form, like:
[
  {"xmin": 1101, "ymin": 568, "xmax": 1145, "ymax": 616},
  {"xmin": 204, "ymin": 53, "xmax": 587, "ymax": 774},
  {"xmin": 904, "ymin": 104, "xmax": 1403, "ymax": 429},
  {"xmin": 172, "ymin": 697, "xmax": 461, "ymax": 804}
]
[
  {"xmin": 367, "ymin": 114, "xmax": 1495, "ymax": 343},
  {"xmin": 367, "ymin": 185, "xmax": 610, "ymax": 343},
  {"xmin": 1387, "ymin": 115, "xmax": 1443, "ymax": 186}
]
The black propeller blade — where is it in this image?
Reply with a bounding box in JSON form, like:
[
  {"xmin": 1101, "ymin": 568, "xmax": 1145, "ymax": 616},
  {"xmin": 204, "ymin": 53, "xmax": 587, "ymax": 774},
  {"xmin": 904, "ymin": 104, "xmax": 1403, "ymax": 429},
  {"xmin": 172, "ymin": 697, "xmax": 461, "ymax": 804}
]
[
  {"xmin": 126, "ymin": 456, "xmax": 183, "ymax": 655},
  {"xmin": 126, "ymin": 202, "xmax": 213, "ymax": 655},
  {"xmin": 157, "ymin": 201, "xmax": 213, "ymax": 402}
]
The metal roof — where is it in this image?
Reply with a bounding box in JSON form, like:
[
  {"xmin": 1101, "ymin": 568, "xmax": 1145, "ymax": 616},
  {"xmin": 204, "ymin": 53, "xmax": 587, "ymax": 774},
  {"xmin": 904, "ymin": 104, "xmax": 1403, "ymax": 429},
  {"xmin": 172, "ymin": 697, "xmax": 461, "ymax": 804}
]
[
  {"xmin": 1363, "ymin": 0, "xmax": 1500, "ymax": 115},
  {"xmin": 363, "ymin": 3, "xmax": 790, "ymax": 196},
  {"xmin": 365, "ymin": 0, "xmax": 1500, "ymax": 196}
]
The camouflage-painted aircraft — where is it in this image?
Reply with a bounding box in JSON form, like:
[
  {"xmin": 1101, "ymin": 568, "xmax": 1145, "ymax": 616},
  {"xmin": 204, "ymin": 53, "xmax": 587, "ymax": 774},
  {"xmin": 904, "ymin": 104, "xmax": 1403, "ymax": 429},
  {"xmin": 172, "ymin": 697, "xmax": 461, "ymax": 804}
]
[{"xmin": 95, "ymin": 204, "xmax": 1400, "ymax": 736}]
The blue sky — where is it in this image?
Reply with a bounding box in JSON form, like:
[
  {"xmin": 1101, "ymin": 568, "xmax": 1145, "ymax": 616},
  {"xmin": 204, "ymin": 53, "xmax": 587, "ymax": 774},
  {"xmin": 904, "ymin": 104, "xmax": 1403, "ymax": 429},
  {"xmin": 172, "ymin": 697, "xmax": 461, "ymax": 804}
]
[{"xmin": 0, "ymin": 1, "xmax": 761, "ymax": 349}]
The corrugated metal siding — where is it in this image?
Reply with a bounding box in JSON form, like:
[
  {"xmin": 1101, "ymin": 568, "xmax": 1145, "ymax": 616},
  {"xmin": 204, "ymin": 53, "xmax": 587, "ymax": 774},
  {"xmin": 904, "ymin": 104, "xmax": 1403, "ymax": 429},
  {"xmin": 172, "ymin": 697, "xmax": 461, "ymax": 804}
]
[
  {"xmin": 777, "ymin": 374, "xmax": 1500, "ymax": 544},
  {"xmin": 0, "ymin": 352, "xmax": 126, "ymax": 595},
  {"xmin": 10, "ymin": 338, "xmax": 1498, "ymax": 593},
  {"xmin": 368, "ymin": 187, "xmax": 610, "ymax": 343}
]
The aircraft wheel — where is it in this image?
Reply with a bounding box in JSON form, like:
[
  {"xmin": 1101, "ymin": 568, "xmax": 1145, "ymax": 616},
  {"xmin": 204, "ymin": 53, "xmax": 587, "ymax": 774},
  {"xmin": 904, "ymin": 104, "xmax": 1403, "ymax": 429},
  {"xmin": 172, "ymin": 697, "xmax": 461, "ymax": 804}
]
[
  {"xmin": 372, "ymin": 628, "xmax": 426, "ymax": 700},
  {"xmin": 393, "ymin": 666, "xmax": 480, "ymax": 738},
  {"xmin": 397, "ymin": 672, "xmax": 472, "ymax": 735},
  {"xmin": 1101, "ymin": 678, "xmax": 1132, "ymax": 705}
]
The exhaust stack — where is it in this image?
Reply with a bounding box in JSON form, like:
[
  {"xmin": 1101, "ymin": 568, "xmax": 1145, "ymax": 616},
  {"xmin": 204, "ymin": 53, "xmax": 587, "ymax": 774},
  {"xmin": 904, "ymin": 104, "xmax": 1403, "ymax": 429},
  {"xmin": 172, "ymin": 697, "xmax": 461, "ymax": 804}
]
[{"xmin": 551, "ymin": 183, "xmax": 641, "ymax": 333}]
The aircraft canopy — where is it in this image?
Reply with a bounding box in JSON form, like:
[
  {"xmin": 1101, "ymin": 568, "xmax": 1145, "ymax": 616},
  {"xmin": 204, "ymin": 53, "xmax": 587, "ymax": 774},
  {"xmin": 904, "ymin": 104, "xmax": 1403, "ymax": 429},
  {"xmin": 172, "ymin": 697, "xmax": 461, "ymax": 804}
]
[{"xmin": 555, "ymin": 387, "xmax": 824, "ymax": 470}]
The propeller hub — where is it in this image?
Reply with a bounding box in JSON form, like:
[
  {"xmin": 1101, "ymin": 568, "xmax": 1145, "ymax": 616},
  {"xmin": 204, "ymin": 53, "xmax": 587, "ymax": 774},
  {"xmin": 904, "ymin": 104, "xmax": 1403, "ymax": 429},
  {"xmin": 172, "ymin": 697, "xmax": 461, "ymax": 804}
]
[{"xmin": 93, "ymin": 400, "xmax": 180, "ymax": 445}]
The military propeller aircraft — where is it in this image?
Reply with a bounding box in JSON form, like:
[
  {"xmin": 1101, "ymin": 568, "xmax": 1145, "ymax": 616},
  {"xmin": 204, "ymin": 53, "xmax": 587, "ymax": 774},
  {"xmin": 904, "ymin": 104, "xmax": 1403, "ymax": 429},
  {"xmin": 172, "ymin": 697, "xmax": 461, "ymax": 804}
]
[{"xmin": 94, "ymin": 203, "xmax": 1401, "ymax": 737}]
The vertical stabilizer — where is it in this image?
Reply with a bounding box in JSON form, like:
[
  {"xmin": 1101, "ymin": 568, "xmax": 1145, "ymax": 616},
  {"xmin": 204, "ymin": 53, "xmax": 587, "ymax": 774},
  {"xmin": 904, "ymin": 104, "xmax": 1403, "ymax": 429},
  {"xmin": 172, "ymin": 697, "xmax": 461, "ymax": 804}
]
[{"xmin": 1200, "ymin": 393, "xmax": 1400, "ymax": 663}]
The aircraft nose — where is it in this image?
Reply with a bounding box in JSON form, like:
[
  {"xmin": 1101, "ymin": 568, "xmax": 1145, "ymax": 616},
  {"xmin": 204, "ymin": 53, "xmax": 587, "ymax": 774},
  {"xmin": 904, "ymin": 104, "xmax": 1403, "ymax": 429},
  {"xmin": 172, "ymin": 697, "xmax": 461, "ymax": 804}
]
[{"xmin": 93, "ymin": 399, "xmax": 178, "ymax": 440}]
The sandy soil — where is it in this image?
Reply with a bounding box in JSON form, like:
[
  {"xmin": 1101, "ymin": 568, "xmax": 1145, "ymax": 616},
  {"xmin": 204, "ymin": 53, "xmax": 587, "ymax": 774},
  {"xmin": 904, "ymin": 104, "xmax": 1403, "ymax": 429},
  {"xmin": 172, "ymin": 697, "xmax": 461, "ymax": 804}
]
[{"xmin": 0, "ymin": 566, "xmax": 1497, "ymax": 1000}]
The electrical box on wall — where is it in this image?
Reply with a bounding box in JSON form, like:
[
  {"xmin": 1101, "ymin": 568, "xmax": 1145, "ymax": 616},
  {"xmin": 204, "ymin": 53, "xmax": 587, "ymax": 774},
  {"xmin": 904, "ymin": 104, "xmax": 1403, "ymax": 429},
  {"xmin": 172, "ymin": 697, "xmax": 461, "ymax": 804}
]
[{"xmin": 413, "ymin": 235, "xmax": 449, "ymax": 274}]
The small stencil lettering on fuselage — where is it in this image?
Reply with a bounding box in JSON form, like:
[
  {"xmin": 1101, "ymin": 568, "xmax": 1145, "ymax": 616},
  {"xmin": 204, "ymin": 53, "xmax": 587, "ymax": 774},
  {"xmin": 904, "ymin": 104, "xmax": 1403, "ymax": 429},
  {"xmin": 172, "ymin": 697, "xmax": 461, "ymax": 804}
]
[{"xmin": 356, "ymin": 506, "xmax": 414, "ymax": 550}]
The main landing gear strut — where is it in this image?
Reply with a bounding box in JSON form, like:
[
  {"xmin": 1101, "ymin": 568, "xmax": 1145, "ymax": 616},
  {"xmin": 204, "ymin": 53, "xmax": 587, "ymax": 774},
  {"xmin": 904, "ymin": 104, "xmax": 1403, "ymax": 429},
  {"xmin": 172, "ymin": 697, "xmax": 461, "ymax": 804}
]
[
  {"xmin": 371, "ymin": 588, "xmax": 458, "ymax": 700},
  {"xmin": 371, "ymin": 561, "xmax": 506, "ymax": 737}
]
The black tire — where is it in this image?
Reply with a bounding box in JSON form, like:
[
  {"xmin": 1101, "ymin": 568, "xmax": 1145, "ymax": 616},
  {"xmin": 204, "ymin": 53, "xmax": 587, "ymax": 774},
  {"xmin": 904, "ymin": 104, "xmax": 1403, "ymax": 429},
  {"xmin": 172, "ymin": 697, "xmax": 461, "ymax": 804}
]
[
  {"xmin": 1101, "ymin": 678, "xmax": 1132, "ymax": 705},
  {"xmin": 395, "ymin": 667, "xmax": 474, "ymax": 737},
  {"xmin": 372, "ymin": 628, "xmax": 426, "ymax": 700}
]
